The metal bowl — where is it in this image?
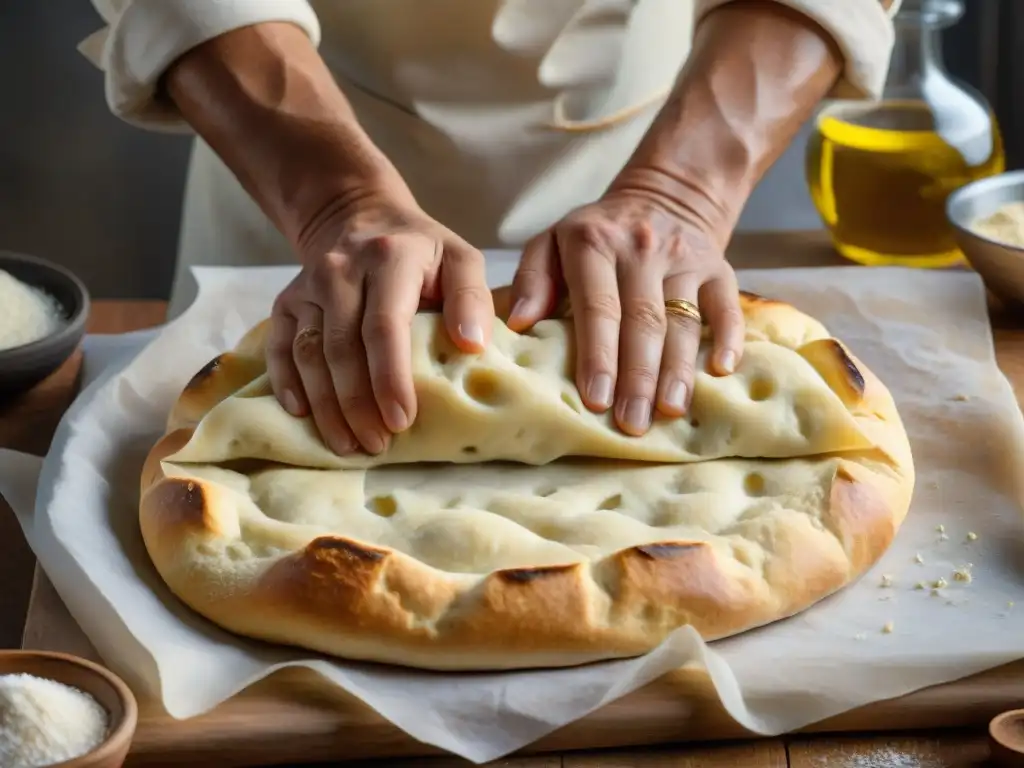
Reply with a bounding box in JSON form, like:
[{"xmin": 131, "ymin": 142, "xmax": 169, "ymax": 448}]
[
  {"xmin": 0, "ymin": 250, "xmax": 90, "ymax": 398},
  {"xmin": 947, "ymin": 170, "xmax": 1024, "ymax": 304}
]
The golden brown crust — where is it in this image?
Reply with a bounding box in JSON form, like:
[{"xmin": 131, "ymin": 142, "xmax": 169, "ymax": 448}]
[{"xmin": 138, "ymin": 288, "xmax": 915, "ymax": 670}]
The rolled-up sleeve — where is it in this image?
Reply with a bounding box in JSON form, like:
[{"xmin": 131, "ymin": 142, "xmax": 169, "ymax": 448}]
[
  {"xmin": 78, "ymin": 0, "xmax": 322, "ymax": 132},
  {"xmin": 694, "ymin": 0, "xmax": 903, "ymax": 100}
]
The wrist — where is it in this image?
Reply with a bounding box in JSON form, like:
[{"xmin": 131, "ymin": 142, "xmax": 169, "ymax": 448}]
[{"xmin": 607, "ymin": 162, "xmax": 740, "ymax": 246}]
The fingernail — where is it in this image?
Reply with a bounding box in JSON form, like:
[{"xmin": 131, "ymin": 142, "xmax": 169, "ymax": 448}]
[
  {"xmin": 624, "ymin": 397, "xmax": 651, "ymax": 431},
  {"xmin": 510, "ymin": 299, "xmax": 530, "ymax": 320},
  {"xmin": 385, "ymin": 402, "xmax": 410, "ymax": 432},
  {"xmin": 458, "ymin": 322, "xmax": 485, "ymax": 347},
  {"xmin": 328, "ymin": 432, "xmax": 359, "ymax": 455},
  {"xmin": 587, "ymin": 374, "xmax": 613, "ymax": 409},
  {"xmin": 664, "ymin": 380, "xmax": 687, "ymax": 411},
  {"xmin": 719, "ymin": 350, "xmax": 737, "ymax": 374},
  {"xmin": 282, "ymin": 389, "xmax": 301, "ymax": 416},
  {"xmin": 363, "ymin": 432, "xmax": 389, "ymax": 456}
]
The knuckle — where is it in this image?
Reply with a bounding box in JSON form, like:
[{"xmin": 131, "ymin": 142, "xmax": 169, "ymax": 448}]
[
  {"xmin": 337, "ymin": 391, "xmax": 375, "ymax": 417},
  {"xmin": 622, "ymin": 365, "xmax": 659, "ymax": 389},
  {"xmin": 623, "ymin": 298, "xmax": 666, "ymax": 333},
  {"xmin": 513, "ymin": 266, "xmax": 547, "ymax": 290},
  {"xmin": 665, "ymin": 360, "xmax": 696, "ymax": 384},
  {"xmin": 566, "ymin": 219, "xmax": 616, "ymax": 252},
  {"xmin": 580, "ymin": 343, "xmax": 617, "ymax": 375},
  {"xmin": 361, "ymin": 310, "xmax": 404, "ymax": 344},
  {"xmin": 362, "ymin": 234, "xmax": 403, "ymax": 260},
  {"xmin": 629, "ymin": 222, "xmax": 657, "ymax": 256},
  {"xmin": 579, "ymin": 292, "xmax": 621, "ymax": 323},
  {"xmin": 322, "ymin": 325, "xmax": 355, "ymax": 364},
  {"xmin": 318, "ymin": 249, "xmax": 352, "ymax": 275},
  {"xmin": 667, "ymin": 310, "xmax": 701, "ymax": 331},
  {"xmin": 292, "ymin": 329, "xmax": 323, "ymax": 362},
  {"xmin": 271, "ymin": 294, "xmax": 290, "ymax": 318},
  {"xmin": 444, "ymin": 242, "xmax": 483, "ymax": 266},
  {"xmin": 448, "ymin": 283, "xmax": 490, "ymax": 304}
]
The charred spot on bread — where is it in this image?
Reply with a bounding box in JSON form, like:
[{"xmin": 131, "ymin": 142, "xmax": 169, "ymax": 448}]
[
  {"xmin": 498, "ymin": 564, "xmax": 578, "ymax": 583},
  {"xmin": 306, "ymin": 536, "xmax": 388, "ymax": 563},
  {"xmin": 142, "ymin": 476, "xmax": 219, "ymax": 535},
  {"xmin": 634, "ymin": 542, "xmax": 704, "ymax": 560},
  {"xmin": 797, "ymin": 338, "xmax": 867, "ymax": 407},
  {"xmin": 739, "ymin": 290, "xmax": 769, "ymax": 302},
  {"xmin": 827, "ymin": 340, "xmax": 866, "ymax": 395},
  {"xmin": 186, "ymin": 355, "xmax": 222, "ymax": 391}
]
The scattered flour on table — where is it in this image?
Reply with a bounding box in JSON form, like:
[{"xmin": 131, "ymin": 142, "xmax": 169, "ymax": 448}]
[
  {"xmin": 811, "ymin": 747, "xmax": 943, "ymax": 767},
  {"xmin": 0, "ymin": 270, "xmax": 64, "ymax": 351},
  {"xmin": 0, "ymin": 673, "xmax": 109, "ymax": 767}
]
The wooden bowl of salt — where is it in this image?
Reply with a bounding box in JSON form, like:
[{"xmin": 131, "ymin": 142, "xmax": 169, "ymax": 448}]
[{"xmin": 0, "ymin": 650, "xmax": 137, "ymax": 768}]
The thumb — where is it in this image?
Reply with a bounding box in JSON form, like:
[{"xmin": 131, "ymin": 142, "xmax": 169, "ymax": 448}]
[{"xmin": 508, "ymin": 232, "xmax": 559, "ymax": 332}]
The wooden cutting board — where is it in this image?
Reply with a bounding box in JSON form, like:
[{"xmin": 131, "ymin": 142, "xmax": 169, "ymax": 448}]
[
  {"xmin": 21, "ymin": 570, "xmax": 1024, "ymax": 767},
  {"xmin": 17, "ymin": 234, "xmax": 1024, "ymax": 766}
]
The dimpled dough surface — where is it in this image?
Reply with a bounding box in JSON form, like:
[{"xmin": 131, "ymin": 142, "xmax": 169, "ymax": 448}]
[{"xmin": 140, "ymin": 290, "xmax": 914, "ymax": 671}]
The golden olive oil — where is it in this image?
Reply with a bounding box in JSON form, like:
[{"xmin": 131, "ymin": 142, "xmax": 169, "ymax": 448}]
[{"xmin": 806, "ymin": 100, "xmax": 1005, "ymax": 268}]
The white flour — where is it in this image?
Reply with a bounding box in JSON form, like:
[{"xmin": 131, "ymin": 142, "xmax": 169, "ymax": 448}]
[
  {"xmin": 0, "ymin": 270, "xmax": 65, "ymax": 351},
  {"xmin": 972, "ymin": 200, "xmax": 1024, "ymax": 247},
  {"xmin": 812, "ymin": 747, "xmax": 943, "ymax": 767},
  {"xmin": 0, "ymin": 673, "xmax": 109, "ymax": 767}
]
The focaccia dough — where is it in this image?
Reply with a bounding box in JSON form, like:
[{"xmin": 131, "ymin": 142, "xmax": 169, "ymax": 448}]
[{"xmin": 140, "ymin": 290, "xmax": 914, "ymax": 671}]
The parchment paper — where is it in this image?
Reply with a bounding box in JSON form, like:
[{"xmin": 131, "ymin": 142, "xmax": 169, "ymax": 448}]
[{"xmin": 3, "ymin": 254, "xmax": 1024, "ymax": 764}]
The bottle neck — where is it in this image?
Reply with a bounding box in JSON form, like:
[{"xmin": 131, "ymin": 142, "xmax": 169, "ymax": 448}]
[{"xmin": 887, "ymin": 22, "xmax": 945, "ymax": 90}]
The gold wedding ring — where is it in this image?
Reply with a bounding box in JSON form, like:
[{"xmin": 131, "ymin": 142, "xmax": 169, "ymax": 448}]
[{"xmin": 665, "ymin": 298, "xmax": 702, "ymax": 325}]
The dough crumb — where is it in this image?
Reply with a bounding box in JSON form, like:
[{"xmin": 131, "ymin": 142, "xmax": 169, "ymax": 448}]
[
  {"xmin": 882, "ymin": 621, "xmax": 894, "ymax": 634},
  {"xmin": 933, "ymin": 577, "xmax": 948, "ymax": 589},
  {"xmin": 880, "ymin": 574, "xmax": 893, "ymax": 588},
  {"xmin": 951, "ymin": 394, "xmax": 969, "ymax": 402},
  {"xmin": 914, "ymin": 581, "xmax": 927, "ymax": 590},
  {"xmin": 936, "ymin": 524, "xmax": 945, "ymax": 533},
  {"xmin": 966, "ymin": 531, "xmax": 977, "ymax": 541},
  {"xmin": 913, "ymin": 553, "xmax": 924, "ymax": 564},
  {"xmin": 1009, "ymin": 601, "xmax": 1015, "ymax": 609}
]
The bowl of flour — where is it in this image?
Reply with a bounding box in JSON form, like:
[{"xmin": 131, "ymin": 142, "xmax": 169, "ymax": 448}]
[{"xmin": 0, "ymin": 251, "xmax": 89, "ymax": 397}]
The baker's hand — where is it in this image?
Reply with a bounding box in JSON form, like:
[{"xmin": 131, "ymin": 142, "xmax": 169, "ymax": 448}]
[
  {"xmin": 267, "ymin": 196, "xmax": 493, "ymax": 455},
  {"xmin": 508, "ymin": 184, "xmax": 744, "ymax": 437}
]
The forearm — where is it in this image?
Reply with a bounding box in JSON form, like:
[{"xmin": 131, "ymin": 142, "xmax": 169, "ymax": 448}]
[
  {"xmin": 610, "ymin": 0, "xmax": 845, "ymax": 238},
  {"xmin": 163, "ymin": 22, "xmax": 410, "ymax": 249}
]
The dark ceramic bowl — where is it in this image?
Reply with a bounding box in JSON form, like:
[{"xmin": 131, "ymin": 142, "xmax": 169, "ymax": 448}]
[{"xmin": 0, "ymin": 250, "xmax": 90, "ymax": 398}]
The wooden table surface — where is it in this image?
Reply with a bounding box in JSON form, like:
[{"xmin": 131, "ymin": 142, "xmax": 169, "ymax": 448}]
[{"xmin": 1, "ymin": 231, "xmax": 1019, "ymax": 767}]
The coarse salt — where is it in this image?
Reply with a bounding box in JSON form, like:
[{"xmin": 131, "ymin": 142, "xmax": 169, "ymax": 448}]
[
  {"xmin": 0, "ymin": 673, "xmax": 109, "ymax": 767},
  {"xmin": 0, "ymin": 270, "xmax": 64, "ymax": 352}
]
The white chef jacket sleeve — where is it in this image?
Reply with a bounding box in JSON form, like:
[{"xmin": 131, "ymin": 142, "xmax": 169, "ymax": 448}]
[
  {"xmin": 77, "ymin": 0, "xmax": 322, "ymax": 133},
  {"xmin": 693, "ymin": 0, "xmax": 903, "ymax": 100}
]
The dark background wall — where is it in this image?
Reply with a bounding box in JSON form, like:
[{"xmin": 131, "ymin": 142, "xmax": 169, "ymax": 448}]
[{"xmin": 0, "ymin": 0, "xmax": 1005, "ymax": 301}]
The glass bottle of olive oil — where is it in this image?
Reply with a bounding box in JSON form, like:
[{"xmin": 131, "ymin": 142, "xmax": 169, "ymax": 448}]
[{"xmin": 806, "ymin": 0, "xmax": 1004, "ymax": 268}]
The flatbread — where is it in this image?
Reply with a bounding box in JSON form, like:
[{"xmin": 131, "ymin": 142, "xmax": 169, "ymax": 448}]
[{"xmin": 140, "ymin": 289, "xmax": 914, "ymax": 671}]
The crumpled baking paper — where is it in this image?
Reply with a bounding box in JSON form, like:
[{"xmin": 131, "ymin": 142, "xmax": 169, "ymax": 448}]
[{"xmin": 2, "ymin": 254, "xmax": 1024, "ymax": 764}]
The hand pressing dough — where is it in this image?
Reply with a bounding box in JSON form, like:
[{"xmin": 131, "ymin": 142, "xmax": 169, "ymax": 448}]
[{"xmin": 140, "ymin": 290, "xmax": 914, "ymax": 671}]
